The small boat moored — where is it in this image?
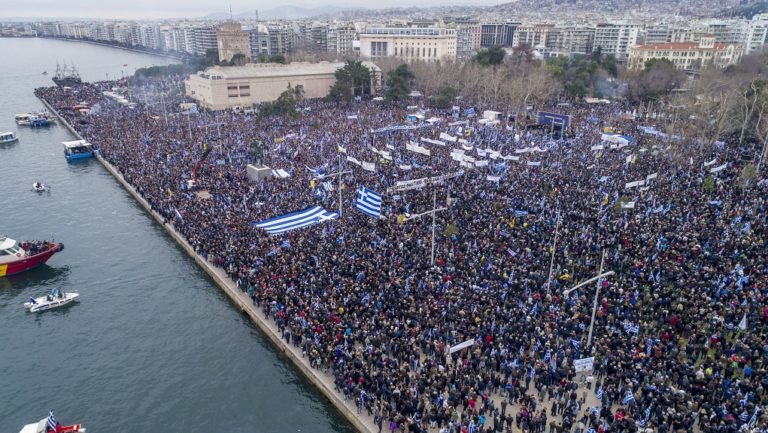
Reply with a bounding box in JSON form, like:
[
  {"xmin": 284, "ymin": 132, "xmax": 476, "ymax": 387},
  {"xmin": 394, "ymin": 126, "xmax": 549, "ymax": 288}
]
[
  {"xmin": 24, "ymin": 288, "xmax": 79, "ymax": 313},
  {"xmin": 1, "ymin": 131, "xmax": 18, "ymax": 144},
  {"xmin": 19, "ymin": 410, "xmax": 85, "ymax": 433},
  {"xmin": 63, "ymin": 140, "xmax": 95, "ymax": 160},
  {"xmin": 15, "ymin": 113, "xmax": 51, "ymax": 127}
]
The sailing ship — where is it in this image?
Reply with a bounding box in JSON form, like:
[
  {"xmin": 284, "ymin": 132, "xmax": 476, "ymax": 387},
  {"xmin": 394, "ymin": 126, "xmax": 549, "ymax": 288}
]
[{"xmin": 52, "ymin": 63, "xmax": 83, "ymax": 87}]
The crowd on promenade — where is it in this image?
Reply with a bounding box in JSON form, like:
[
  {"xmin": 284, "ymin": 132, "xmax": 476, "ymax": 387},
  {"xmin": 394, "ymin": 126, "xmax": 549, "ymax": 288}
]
[{"xmin": 36, "ymin": 81, "xmax": 768, "ymax": 433}]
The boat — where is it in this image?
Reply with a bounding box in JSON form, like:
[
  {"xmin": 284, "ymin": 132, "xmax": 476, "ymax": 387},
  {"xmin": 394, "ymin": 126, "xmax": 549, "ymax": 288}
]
[
  {"xmin": 24, "ymin": 288, "xmax": 79, "ymax": 313},
  {"xmin": 19, "ymin": 410, "xmax": 85, "ymax": 433},
  {"xmin": 0, "ymin": 236, "xmax": 64, "ymax": 277},
  {"xmin": 32, "ymin": 182, "xmax": 49, "ymax": 193},
  {"xmin": 52, "ymin": 63, "xmax": 83, "ymax": 87},
  {"xmin": 0, "ymin": 131, "xmax": 18, "ymax": 144},
  {"xmin": 15, "ymin": 113, "xmax": 51, "ymax": 127},
  {"xmin": 63, "ymin": 140, "xmax": 95, "ymax": 160}
]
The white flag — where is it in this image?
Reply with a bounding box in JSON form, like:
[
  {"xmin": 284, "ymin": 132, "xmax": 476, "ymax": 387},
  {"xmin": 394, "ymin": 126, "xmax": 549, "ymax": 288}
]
[
  {"xmin": 448, "ymin": 339, "xmax": 475, "ymax": 354},
  {"xmin": 739, "ymin": 313, "xmax": 747, "ymax": 331}
]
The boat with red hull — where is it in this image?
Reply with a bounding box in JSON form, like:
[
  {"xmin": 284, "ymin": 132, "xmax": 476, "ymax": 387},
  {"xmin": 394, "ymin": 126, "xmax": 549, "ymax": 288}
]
[{"xmin": 0, "ymin": 236, "xmax": 64, "ymax": 277}]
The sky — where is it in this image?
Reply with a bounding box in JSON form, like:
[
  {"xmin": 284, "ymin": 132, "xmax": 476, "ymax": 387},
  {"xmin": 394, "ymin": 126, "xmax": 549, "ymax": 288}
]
[{"xmin": 0, "ymin": 0, "xmax": 504, "ymax": 19}]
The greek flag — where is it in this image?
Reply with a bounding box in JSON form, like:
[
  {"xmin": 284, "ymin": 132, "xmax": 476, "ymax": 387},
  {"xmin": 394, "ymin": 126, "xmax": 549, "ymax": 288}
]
[
  {"xmin": 47, "ymin": 410, "xmax": 58, "ymax": 432},
  {"xmin": 271, "ymin": 169, "xmax": 290, "ymax": 178},
  {"xmin": 638, "ymin": 405, "xmax": 652, "ymax": 427},
  {"xmin": 749, "ymin": 407, "xmax": 759, "ymax": 428},
  {"xmin": 355, "ymin": 186, "xmax": 382, "ymax": 218},
  {"xmin": 570, "ymin": 338, "xmax": 580, "ymax": 352},
  {"xmin": 587, "ymin": 429, "xmax": 596, "ymax": 433},
  {"xmin": 252, "ymin": 206, "xmax": 339, "ymax": 235},
  {"xmin": 596, "ymin": 387, "xmax": 603, "ymax": 400},
  {"xmin": 622, "ymin": 392, "xmax": 635, "ymax": 405},
  {"xmin": 543, "ymin": 350, "xmax": 551, "ymax": 362}
]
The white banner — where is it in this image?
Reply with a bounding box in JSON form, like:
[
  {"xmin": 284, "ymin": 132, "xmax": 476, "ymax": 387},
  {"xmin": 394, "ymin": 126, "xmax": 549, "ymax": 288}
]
[
  {"xmin": 439, "ymin": 132, "xmax": 457, "ymax": 143},
  {"xmin": 625, "ymin": 180, "xmax": 645, "ymax": 189},
  {"xmin": 502, "ymin": 155, "xmax": 521, "ymax": 161},
  {"xmin": 515, "ymin": 147, "xmax": 531, "ymax": 154},
  {"xmin": 388, "ymin": 171, "xmax": 465, "ymax": 192},
  {"xmin": 460, "ymin": 160, "xmax": 474, "ymax": 168},
  {"xmin": 703, "ymin": 158, "xmax": 717, "ymax": 167},
  {"xmin": 406, "ymin": 141, "xmax": 431, "ymax": 156},
  {"xmin": 591, "ymin": 144, "xmax": 604, "ymax": 151},
  {"xmin": 451, "ymin": 151, "xmax": 465, "ymax": 162},
  {"xmin": 487, "ymin": 175, "xmax": 501, "ymax": 182},
  {"xmin": 710, "ymin": 163, "xmax": 727, "ymax": 173},
  {"xmin": 527, "ymin": 161, "xmax": 541, "ymax": 167},
  {"xmin": 574, "ymin": 356, "xmax": 595, "ymax": 372},
  {"xmin": 621, "ymin": 201, "xmax": 636, "ymax": 209},
  {"xmin": 399, "ymin": 164, "xmax": 412, "ymax": 171},
  {"xmin": 420, "ymin": 137, "xmax": 446, "ymax": 146},
  {"xmin": 449, "ymin": 339, "xmax": 475, "ymax": 354},
  {"xmin": 645, "ymin": 172, "xmax": 658, "ymax": 181},
  {"xmin": 362, "ymin": 162, "xmax": 376, "ymax": 172},
  {"xmin": 475, "ymin": 160, "xmax": 489, "ymax": 167},
  {"xmin": 347, "ymin": 156, "xmax": 361, "ymax": 166},
  {"xmin": 477, "ymin": 148, "xmax": 487, "ymax": 157}
]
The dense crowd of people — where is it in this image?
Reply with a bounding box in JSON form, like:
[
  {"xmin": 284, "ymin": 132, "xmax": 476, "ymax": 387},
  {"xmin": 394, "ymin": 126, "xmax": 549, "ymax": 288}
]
[{"xmin": 36, "ymin": 80, "xmax": 768, "ymax": 433}]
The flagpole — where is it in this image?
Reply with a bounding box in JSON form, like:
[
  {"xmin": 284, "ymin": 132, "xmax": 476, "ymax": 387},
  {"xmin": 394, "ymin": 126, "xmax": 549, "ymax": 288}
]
[
  {"xmin": 338, "ymin": 153, "xmax": 342, "ymax": 215},
  {"xmin": 431, "ymin": 187, "xmax": 436, "ymax": 266},
  {"xmin": 587, "ymin": 249, "xmax": 606, "ymax": 349},
  {"xmin": 545, "ymin": 209, "xmax": 561, "ymax": 295}
]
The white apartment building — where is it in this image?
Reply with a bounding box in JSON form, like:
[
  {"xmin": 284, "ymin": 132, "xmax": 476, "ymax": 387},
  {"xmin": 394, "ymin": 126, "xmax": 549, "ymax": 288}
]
[
  {"xmin": 593, "ymin": 23, "xmax": 640, "ymax": 62},
  {"xmin": 358, "ymin": 27, "xmax": 457, "ymax": 61},
  {"xmin": 744, "ymin": 14, "xmax": 768, "ymax": 54}
]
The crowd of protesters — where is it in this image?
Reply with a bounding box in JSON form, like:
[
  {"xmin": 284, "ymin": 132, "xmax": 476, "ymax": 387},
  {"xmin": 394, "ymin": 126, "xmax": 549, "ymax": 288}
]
[{"xmin": 35, "ymin": 80, "xmax": 768, "ymax": 433}]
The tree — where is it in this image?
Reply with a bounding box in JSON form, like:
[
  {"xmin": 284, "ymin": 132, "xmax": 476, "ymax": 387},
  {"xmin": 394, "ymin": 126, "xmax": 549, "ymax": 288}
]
[
  {"xmin": 230, "ymin": 53, "xmax": 248, "ymax": 66},
  {"xmin": 430, "ymin": 86, "xmax": 458, "ymax": 108},
  {"xmin": 259, "ymin": 84, "xmax": 302, "ymax": 118},
  {"xmin": 327, "ymin": 60, "xmax": 371, "ymax": 104},
  {"xmin": 474, "ymin": 45, "xmax": 506, "ymax": 66},
  {"xmin": 626, "ymin": 59, "xmax": 686, "ymax": 102},
  {"xmin": 385, "ymin": 64, "xmax": 415, "ymax": 102},
  {"xmin": 205, "ymin": 48, "xmax": 220, "ymax": 66}
]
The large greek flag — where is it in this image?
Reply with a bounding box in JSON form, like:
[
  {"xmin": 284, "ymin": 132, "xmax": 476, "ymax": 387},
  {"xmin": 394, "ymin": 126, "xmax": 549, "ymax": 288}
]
[
  {"xmin": 48, "ymin": 410, "xmax": 58, "ymax": 432},
  {"xmin": 355, "ymin": 186, "xmax": 382, "ymax": 218},
  {"xmin": 252, "ymin": 206, "xmax": 339, "ymax": 235}
]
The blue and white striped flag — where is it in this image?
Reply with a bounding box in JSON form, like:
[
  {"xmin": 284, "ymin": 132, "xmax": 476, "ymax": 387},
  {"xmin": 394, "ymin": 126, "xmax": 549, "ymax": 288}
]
[
  {"xmin": 749, "ymin": 407, "xmax": 759, "ymax": 428},
  {"xmin": 543, "ymin": 350, "xmax": 551, "ymax": 362},
  {"xmin": 47, "ymin": 410, "xmax": 58, "ymax": 432},
  {"xmin": 570, "ymin": 338, "xmax": 580, "ymax": 352},
  {"xmin": 252, "ymin": 206, "xmax": 339, "ymax": 235},
  {"xmin": 622, "ymin": 392, "xmax": 635, "ymax": 405},
  {"xmin": 596, "ymin": 387, "xmax": 603, "ymax": 400},
  {"xmin": 355, "ymin": 186, "xmax": 382, "ymax": 218}
]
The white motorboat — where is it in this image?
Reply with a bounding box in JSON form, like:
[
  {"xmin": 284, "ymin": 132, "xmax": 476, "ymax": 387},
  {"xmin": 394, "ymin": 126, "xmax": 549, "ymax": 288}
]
[
  {"xmin": 1, "ymin": 131, "xmax": 18, "ymax": 144},
  {"xmin": 19, "ymin": 410, "xmax": 85, "ymax": 433},
  {"xmin": 32, "ymin": 182, "xmax": 48, "ymax": 193},
  {"xmin": 24, "ymin": 288, "xmax": 79, "ymax": 313}
]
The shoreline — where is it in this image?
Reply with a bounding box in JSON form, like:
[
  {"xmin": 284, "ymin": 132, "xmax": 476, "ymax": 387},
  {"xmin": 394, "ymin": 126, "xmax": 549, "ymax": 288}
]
[
  {"xmin": 27, "ymin": 36, "xmax": 186, "ymax": 61},
  {"xmin": 39, "ymin": 96, "xmax": 377, "ymax": 433}
]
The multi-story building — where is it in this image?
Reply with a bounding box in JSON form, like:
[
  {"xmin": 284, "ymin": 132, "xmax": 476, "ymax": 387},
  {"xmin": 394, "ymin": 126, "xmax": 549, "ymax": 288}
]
[
  {"xmin": 456, "ymin": 23, "xmax": 481, "ymax": 59},
  {"xmin": 193, "ymin": 26, "xmax": 218, "ymax": 56},
  {"xmin": 512, "ymin": 24, "xmax": 554, "ymax": 49},
  {"xmin": 358, "ymin": 27, "xmax": 457, "ymax": 61},
  {"xmin": 627, "ymin": 35, "xmax": 743, "ymax": 71},
  {"xmin": 217, "ymin": 21, "xmax": 251, "ymax": 63},
  {"xmin": 330, "ymin": 25, "xmax": 356, "ymax": 54},
  {"xmin": 643, "ymin": 25, "xmax": 673, "ymax": 44},
  {"xmin": 744, "ymin": 14, "xmax": 768, "ymax": 54},
  {"xmin": 593, "ymin": 22, "xmax": 640, "ymax": 62},
  {"xmin": 545, "ymin": 26, "xmax": 595, "ymax": 57},
  {"xmin": 480, "ymin": 23, "xmax": 517, "ymax": 48},
  {"xmin": 266, "ymin": 25, "xmax": 294, "ymax": 56}
]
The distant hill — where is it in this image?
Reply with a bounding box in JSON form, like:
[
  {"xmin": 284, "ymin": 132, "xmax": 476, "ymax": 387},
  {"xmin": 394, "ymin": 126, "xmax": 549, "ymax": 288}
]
[
  {"xmin": 717, "ymin": 0, "xmax": 768, "ymax": 18},
  {"xmin": 204, "ymin": 5, "xmax": 368, "ymax": 21}
]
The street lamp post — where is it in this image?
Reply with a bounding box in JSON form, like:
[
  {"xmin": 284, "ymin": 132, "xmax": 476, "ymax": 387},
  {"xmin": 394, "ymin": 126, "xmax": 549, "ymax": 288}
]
[{"xmin": 563, "ymin": 249, "xmax": 613, "ymax": 350}]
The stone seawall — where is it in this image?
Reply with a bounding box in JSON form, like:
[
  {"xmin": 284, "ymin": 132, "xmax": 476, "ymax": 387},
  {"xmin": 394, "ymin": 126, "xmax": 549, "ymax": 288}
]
[{"xmin": 39, "ymin": 96, "xmax": 377, "ymax": 433}]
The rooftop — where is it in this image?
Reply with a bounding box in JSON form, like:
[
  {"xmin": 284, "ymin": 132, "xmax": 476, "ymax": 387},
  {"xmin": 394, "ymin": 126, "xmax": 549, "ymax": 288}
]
[{"xmin": 196, "ymin": 61, "xmax": 379, "ymax": 80}]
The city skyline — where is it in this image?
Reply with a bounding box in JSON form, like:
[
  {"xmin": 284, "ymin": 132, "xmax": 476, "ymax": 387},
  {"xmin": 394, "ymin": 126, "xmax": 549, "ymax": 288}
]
[{"xmin": 1, "ymin": 0, "xmax": 505, "ymax": 20}]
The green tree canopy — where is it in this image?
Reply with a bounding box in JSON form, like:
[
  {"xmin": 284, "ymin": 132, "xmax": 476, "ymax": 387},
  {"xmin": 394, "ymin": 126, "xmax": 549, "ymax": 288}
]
[
  {"xmin": 385, "ymin": 64, "xmax": 415, "ymax": 102},
  {"xmin": 474, "ymin": 45, "xmax": 506, "ymax": 66}
]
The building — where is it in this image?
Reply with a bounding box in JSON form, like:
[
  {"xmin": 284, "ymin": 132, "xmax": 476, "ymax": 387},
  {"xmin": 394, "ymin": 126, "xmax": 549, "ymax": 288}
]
[
  {"xmin": 593, "ymin": 23, "xmax": 640, "ymax": 62},
  {"xmin": 193, "ymin": 26, "xmax": 218, "ymax": 56},
  {"xmin": 744, "ymin": 14, "xmax": 768, "ymax": 54},
  {"xmin": 217, "ymin": 21, "xmax": 251, "ymax": 63},
  {"xmin": 545, "ymin": 26, "xmax": 595, "ymax": 57},
  {"xmin": 643, "ymin": 25, "xmax": 673, "ymax": 44},
  {"xmin": 185, "ymin": 61, "xmax": 381, "ymax": 110},
  {"xmin": 512, "ymin": 24, "xmax": 554, "ymax": 49},
  {"xmin": 627, "ymin": 35, "xmax": 743, "ymax": 71},
  {"xmin": 456, "ymin": 23, "xmax": 481, "ymax": 59},
  {"xmin": 329, "ymin": 25, "xmax": 356, "ymax": 54},
  {"xmin": 358, "ymin": 27, "xmax": 457, "ymax": 61}
]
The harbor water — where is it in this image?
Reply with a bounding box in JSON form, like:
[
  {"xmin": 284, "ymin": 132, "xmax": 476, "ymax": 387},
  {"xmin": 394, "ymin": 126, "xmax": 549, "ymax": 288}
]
[{"xmin": 0, "ymin": 37, "xmax": 355, "ymax": 433}]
